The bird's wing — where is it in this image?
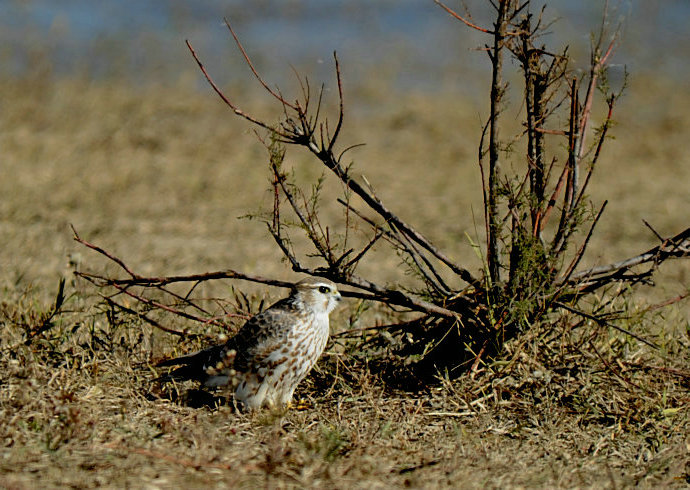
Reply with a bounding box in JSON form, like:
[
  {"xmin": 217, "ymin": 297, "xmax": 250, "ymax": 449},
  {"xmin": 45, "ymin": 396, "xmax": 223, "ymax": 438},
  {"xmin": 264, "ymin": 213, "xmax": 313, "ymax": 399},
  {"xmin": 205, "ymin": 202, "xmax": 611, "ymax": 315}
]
[
  {"xmin": 156, "ymin": 298, "xmax": 299, "ymax": 383},
  {"xmin": 155, "ymin": 343, "xmax": 225, "ymax": 382},
  {"xmin": 224, "ymin": 298, "xmax": 300, "ymax": 373}
]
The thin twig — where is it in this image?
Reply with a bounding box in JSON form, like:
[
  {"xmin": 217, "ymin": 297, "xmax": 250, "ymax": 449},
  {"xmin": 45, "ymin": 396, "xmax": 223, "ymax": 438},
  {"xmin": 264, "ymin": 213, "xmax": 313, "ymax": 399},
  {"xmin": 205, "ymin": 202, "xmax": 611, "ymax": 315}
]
[
  {"xmin": 642, "ymin": 292, "xmax": 689, "ymax": 312},
  {"xmin": 555, "ymin": 301, "xmax": 659, "ymax": 350},
  {"xmin": 342, "ymin": 230, "xmax": 384, "ymax": 271},
  {"xmin": 567, "ymin": 227, "xmax": 690, "ymax": 286},
  {"xmin": 100, "ymin": 295, "xmax": 198, "ymax": 338},
  {"xmin": 576, "ymin": 16, "xmax": 619, "ymax": 164},
  {"xmin": 185, "ymin": 40, "xmax": 283, "ymax": 135},
  {"xmin": 328, "ymin": 52, "xmax": 344, "ymax": 153},
  {"xmin": 77, "ymin": 268, "xmax": 295, "ymax": 290},
  {"xmin": 536, "ymin": 163, "xmax": 568, "ymax": 235},
  {"xmin": 434, "ymin": 0, "xmax": 494, "ymax": 33},
  {"xmin": 108, "ymin": 282, "xmax": 225, "ymax": 327},
  {"xmin": 573, "ymin": 95, "xmax": 616, "ymax": 209},
  {"xmin": 190, "ymin": 25, "xmax": 481, "ymax": 288},
  {"xmin": 223, "ymin": 18, "xmax": 298, "ymax": 111},
  {"xmin": 559, "ymin": 200, "xmax": 607, "ymax": 283},
  {"xmin": 72, "ymin": 226, "xmax": 137, "ymax": 279},
  {"xmin": 642, "ymin": 219, "xmax": 664, "ymax": 242}
]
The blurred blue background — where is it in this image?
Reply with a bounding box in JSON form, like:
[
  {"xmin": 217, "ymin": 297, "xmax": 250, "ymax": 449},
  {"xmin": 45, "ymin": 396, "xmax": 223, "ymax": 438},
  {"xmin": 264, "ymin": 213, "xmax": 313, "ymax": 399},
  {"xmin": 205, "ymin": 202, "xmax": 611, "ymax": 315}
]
[{"xmin": 2, "ymin": 0, "xmax": 688, "ymax": 91}]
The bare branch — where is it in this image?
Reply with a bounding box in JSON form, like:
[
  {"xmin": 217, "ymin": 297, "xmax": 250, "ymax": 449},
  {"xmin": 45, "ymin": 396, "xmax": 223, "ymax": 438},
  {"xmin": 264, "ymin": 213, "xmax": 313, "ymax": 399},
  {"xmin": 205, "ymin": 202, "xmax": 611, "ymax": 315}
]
[
  {"xmin": 95, "ymin": 292, "xmax": 199, "ymax": 339},
  {"xmin": 309, "ymin": 147, "xmax": 481, "ymax": 287},
  {"xmin": 108, "ymin": 282, "xmax": 225, "ymax": 327},
  {"xmin": 333, "ymin": 273, "xmax": 459, "ymax": 318},
  {"xmin": 559, "ymin": 200, "xmax": 607, "ymax": 284},
  {"xmin": 185, "ymin": 40, "xmax": 283, "ymax": 135},
  {"xmin": 554, "ymin": 301, "xmax": 659, "ymax": 350},
  {"xmin": 577, "ymin": 12, "xmax": 620, "ymax": 163},
  {"xmin": 486, "ymin": 0, "xmax": 510, "ymax": 286},
  {"xmin": 328, "ymin": 52, "xmax": 344, "ymax": 153},
  {"xmin": 342, "ymin": 230, "xmax": 383, "ymax": 272},
  {"xmin": 223, "ymin": 18, "xmax": 298, "ymax": 111},
  {"xmin": 642, "ymin": 219, "xmax": 664, "ymax": 242},
  {"xmin": 566, "ymin": 227, "xmax": 690, "ymax": 289},
  {"xmin": 79, "ymin": 268, "xmax": 295, "ymax": 291},
  {"xmin": 573, "ymin": 93, "xmax": 616, "ymax": 209},
  {"xmin": 72, "ymin": 225, "xmax": 137, "ymax": 279},
  {"xmin": 434, "ymin": 0, "xmax": 494, "ymax": 33}
]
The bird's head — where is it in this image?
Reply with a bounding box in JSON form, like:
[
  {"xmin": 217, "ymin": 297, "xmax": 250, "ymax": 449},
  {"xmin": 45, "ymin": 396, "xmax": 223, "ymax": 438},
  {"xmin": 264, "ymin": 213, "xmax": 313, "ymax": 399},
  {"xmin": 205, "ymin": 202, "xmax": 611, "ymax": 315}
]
[{"xmin": 293, "ymin": 277, "xmax": 342, "ymax": 315}]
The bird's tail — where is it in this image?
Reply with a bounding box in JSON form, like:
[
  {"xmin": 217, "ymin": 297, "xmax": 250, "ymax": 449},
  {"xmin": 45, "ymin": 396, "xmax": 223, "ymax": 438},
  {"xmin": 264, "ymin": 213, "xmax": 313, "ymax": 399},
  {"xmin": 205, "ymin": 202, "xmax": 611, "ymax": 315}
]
[{"xmin": 154, "ymin": 344, "xmax": 225, "ymax": 384}]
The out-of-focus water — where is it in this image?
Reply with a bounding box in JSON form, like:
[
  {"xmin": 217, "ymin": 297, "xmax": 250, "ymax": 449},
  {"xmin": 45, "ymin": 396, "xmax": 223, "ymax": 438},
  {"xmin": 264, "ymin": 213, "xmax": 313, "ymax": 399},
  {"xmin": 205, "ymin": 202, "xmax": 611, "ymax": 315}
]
[{"xmin": 1, "ymin": 0, "xmax": 688, "ymax": 91}]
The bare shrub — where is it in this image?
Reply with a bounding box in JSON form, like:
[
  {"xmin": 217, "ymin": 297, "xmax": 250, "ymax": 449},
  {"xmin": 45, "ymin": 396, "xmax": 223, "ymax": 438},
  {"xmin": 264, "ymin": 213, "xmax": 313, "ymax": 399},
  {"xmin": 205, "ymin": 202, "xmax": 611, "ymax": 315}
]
[{"xmin": 75, "ymin": 1, "xmax": 689, "ymax": 389}]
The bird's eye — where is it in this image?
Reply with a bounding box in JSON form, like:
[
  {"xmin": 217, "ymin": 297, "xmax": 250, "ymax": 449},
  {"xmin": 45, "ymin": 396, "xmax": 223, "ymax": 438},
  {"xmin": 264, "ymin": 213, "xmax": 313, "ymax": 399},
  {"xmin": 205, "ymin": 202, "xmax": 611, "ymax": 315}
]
[{"xmin": 318, "ymin": 286, "xmax": 330, "ymax": 294}]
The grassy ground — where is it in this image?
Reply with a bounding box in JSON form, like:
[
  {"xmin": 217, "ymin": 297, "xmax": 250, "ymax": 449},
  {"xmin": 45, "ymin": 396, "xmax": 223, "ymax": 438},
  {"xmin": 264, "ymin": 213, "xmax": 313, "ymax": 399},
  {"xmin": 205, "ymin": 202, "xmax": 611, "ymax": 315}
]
[{"xmin": 0, "ymin": 69, "xmax": 688, "ymax": 488}]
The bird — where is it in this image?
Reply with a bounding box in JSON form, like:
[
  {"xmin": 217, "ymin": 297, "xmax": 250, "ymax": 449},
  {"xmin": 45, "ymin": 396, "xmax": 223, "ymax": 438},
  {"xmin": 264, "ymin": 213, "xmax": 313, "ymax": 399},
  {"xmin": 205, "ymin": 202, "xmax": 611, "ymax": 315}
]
[{"xmin": 156, "ymin": 277, "xmax": 342, "ymax": 410}]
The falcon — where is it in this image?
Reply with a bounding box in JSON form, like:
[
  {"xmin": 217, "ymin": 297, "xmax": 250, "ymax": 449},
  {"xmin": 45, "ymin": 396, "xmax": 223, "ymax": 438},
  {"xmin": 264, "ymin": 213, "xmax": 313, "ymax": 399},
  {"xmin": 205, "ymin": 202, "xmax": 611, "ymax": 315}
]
[{"xmin": 157, "ymin": 277, "xmax": 342, "ymax": 410}]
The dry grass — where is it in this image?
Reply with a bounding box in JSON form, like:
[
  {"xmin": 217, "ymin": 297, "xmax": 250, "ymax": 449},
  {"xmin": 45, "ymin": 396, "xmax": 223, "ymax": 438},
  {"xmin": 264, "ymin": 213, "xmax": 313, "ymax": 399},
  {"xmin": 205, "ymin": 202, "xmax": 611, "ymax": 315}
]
[{"xmin": 0, "ymin": 72, "xmax": 689, "ymax": 487}]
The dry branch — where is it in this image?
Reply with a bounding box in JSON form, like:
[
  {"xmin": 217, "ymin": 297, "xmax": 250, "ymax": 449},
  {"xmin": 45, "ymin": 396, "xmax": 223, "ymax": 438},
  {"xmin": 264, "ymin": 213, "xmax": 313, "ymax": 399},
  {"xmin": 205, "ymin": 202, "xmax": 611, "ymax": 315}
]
[
  {"xmin": 486, "ymin": 0, "xmax": 510, "ymax": 286},
  {"xmin": 565, "ymin": 226, "xmax": 690, "ymax": 292},
  {"xmin": 73, "ymin": 1, "xmax": 690, "ymax": 388},
  {"xmin": 73, "ymin": 227, "xmax": 459, "ymax": 319},
  {"xmin": 186, "ymin": 25, "xmax": 481, "ymax": 291},
  {"xmin": 434, "ymin": 0, "xmax": 494, "ymax": 34}
]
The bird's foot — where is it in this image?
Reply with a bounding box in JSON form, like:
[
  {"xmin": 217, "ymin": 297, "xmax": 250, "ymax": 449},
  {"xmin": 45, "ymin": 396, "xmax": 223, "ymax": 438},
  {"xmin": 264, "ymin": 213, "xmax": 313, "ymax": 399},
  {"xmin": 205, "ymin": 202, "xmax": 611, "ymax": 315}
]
[{"xmin": 293, "ymin": 398, "xmax": 311, "ymax": 411}]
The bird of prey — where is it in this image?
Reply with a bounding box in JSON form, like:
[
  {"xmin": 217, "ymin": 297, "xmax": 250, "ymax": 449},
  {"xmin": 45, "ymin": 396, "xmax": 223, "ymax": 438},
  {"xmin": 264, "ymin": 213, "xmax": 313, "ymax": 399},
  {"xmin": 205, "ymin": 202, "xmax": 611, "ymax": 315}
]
[{"xmin": 157, "ymin": 277, "xmax": 342, "ymax": 410}]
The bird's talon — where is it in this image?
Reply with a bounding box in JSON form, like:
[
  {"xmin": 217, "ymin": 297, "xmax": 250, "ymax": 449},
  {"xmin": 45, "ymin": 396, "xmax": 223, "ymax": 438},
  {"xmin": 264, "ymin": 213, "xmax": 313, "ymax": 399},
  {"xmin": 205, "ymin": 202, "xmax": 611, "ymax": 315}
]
[{"xmin": 295, "ymin": 398, "xmax": 311, "ymax": 410}]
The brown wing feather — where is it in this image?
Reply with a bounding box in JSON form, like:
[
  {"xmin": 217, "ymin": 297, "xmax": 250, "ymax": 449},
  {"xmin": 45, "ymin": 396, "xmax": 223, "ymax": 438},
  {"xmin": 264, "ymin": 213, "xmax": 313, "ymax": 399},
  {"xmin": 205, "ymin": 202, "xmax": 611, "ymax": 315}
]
[
  {"xmin": 221, "ymin": 297, "xmax": 301, "ymax": 372},
  {"xmin": 157, "ymin": 297, "xmax": 301, "ymax": 384}
]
